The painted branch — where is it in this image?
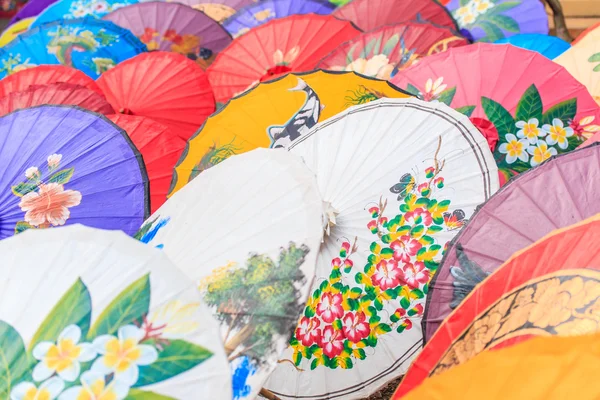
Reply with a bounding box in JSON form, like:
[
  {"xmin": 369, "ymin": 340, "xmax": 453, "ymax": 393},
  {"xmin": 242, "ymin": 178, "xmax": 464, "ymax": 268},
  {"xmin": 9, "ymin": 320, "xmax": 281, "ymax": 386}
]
[
  {"xmin": 544, "ymin": 0, "xmax": 573, "ymax": 42},
  {"xmin": 259, "ymin": 388, "xmax": 282, "ymax": 400}
]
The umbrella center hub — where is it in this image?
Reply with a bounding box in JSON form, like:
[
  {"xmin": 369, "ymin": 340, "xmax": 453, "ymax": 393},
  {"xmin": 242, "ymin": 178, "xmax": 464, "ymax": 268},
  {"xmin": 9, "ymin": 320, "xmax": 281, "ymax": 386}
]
[
  {"xmin": 260, "ymin": 65, "xmax": 293, "ymax": 82},
  {"xmin": 323, "ymin": 201, "xmax": 339, "ymax": 238}
]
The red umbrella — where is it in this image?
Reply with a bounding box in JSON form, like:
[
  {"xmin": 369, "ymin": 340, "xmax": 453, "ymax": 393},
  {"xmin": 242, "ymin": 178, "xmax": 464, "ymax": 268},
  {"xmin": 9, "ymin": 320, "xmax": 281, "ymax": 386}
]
[
  {"xmin": 332, "ymin": 0, "xmax": 458, "ymax": 32},
  {"xmin": 0, "ymin": 65, "xmax": 103, "ymax": 97},
  {"xmin": 97, "ymin": 52, "xmax": 216, "ymax": 141},
  {"xmin": 107, "ymin": 114, "xmax": 186, "ymax": 212},
  {"xmin": 0, "ymin": 82, "xmax": 114, "ymax": 116},
  {"xmin": 207, "ymin": 14, "xmax": 361, "ymax": 103}
]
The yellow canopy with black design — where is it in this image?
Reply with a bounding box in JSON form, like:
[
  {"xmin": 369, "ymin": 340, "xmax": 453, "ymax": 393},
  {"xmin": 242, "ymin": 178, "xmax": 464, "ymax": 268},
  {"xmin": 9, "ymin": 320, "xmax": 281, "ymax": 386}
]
[{"xmin": 169, "ymin": 70, "xmax": 412, "ymax": 195}]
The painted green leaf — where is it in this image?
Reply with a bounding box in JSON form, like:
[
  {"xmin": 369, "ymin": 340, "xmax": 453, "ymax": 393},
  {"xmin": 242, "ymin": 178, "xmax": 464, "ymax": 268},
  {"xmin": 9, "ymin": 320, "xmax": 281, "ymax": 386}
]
[
  {"xmin": 382, "ymin": 34, "xmax": 400, "ymax": 56},
  {"xmin": 478, "ymin": 21, "xmax": 506, "ymax": 42},
  {"xmin": 125, "ymin": 389, "xmax": 176, "ymax": 400},
  {"xmin": 515, "ymin": 84, "xmax": 543, "ymax": 122},
  {"xmin": 88, "ymin": 274, "xmax": 150, "ymax": 338},
  {"xmin": 481, "ymin": 96, "xmax": 516, "ymax": 140},
  {"xmin": 359, "ymin": 38, "xmax": 377, "ymax": 59},
  {"xmin": 455, "ymin": 105, "xmax": 476, "ymax": 117},
  {"xmin": 459, "ymin": 0, "xmax": 469, "ymax": 6},
  {"xmin": 11, "ymin": 182, "xmax": 37, "ymax": 197},
  {"xmin": 541, "ymin": 99, "xmax": 577, "ymax": 126},
  {"xmin": 372, "ymin": 36, "xmax": 383, "ymax": 55},
  {"xmin": 588, "ymin": 52, "xmax": 600, "ymax": 63},
  {"xmin": 486, "ymin": 14, "xmax": 519, "ymax": 32},
  {"xmin": 14, "ymin": 221, "xmax": 33, "ymax": 235},
  {"xmin": 345, "ymin": 42, "xmax": 360, "ymax": 65},
  {"xmin": 594, "ymin": 64, "xmax": 600, "ymax": 72},
  {"xmin": 0, "ymin": 321, "xmax": 32, "ymax": 398},
  {"xmin": 406, "ymin": 83, "xmax": 420, "ymax": 96},
  {"xmin": 135, "ymin": 340, "xmax": 212, "ymax": 387},
  {"xmin": 29, "ymin": 279, "xmax": 92, "ymax": 352},
  {"xmin": 489, "ymin": 1, "xmax": 520, "ymax": 14},
  {"xmin": 48, "ymin": 167, "xmax": 74, "ymax": 185},
  {"xmin": 134, "ymin": 218, "xmax": 157, "ymax": 241},
  {"xmin": 436, "ymin": 87, "xmax": 457, "ymax": 106}
]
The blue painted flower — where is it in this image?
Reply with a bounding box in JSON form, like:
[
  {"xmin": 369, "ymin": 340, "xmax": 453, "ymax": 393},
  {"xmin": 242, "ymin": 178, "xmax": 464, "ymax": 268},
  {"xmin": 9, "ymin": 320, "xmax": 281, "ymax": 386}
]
[{"xmin": 231, "ymin": 356, "xmax": 256, "ymax": 400}]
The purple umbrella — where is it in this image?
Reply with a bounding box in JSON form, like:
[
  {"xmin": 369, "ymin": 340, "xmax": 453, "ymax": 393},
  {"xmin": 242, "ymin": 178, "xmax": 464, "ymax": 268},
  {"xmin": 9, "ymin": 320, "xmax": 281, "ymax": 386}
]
[
  {"xmin": 103, "ymin": 2, "xmax": 232, "ymax": 69},
  {"xmin": 8, "ymin": 0, "xmax": 55, "ymax": 25},
  {"xmin": 223, "ymin": 0, "xmax": 334, "ymax": 37},
  {"xmin": 176, "ymin": 0, "xmax": 256, "ymax": 23},
  {"xmin": 422, "ymin": 144, "xmax": 600, "ymax": 342},
  {"xmin": 444, "ymin": 0, "xmax": 548, "ymax": 42},
  {"xmin": 0, "ymin": 105, "xmax": 149, "ymax": 240}
]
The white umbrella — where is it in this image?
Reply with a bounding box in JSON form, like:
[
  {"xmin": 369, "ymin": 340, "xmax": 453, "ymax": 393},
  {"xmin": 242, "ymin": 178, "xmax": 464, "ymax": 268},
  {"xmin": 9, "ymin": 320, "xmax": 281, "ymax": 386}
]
[
  {"xmin": 135, "ymin": 148, "xmax": 325, "ymax": 400},
  {"xmin": 264, "ymin": 97, "xmax": 499, "ymax": 399},
  {"xmin": 0, "ymin": 224, "xmax": 230, "ymax": 400}
]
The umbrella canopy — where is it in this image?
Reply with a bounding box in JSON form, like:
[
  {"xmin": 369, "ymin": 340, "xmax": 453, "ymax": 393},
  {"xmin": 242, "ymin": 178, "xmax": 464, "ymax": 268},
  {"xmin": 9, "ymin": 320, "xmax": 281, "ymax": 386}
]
[
  {"xmin": 444, "ymin": 0, "xmax": 548, "ymax": 42},
  {"xmin": 103, "ymin": 2, "xmax": 232, "ymax": 69},
  {"xmin": 0, "ymin": 224, "xmax": 231, "ymax": 399},
  {"xmin": 135, "ymin": 148, "xmax": 325, "ymax": 400},
  {"xmin": 332, "ymin": 0, "xmax": 458, "ymax": 32},
  {"xmin": 422, "ymin": 144, "xmax": 600, "ymax": 342},
  {"xmin": 108, "ymin": 114, "xmax": 186, "ymax": 213},
  {"xmin": 0, "ymin": 0, "xmax": 26, "ymax": 18},
  {"xmin": 495, "ymin": 33, "xmax": 571, "ymax": 59},
  {"xmin": 263, "ymin": 98, "xmax": 498, "ymax": 399},
  {"xmin": 0, "ymin": 64, "xmax": 103, "ymax": 96},
  {"xmin": 555, "ymin": 40, "xmax": 600, "ymax": 105},
  {"xmin": 96, "ymin": 51, "xmax": 215, "ymax": 141},
  {"xmin": 174, "ymin": 0, "xmax": 255, "ymax": 23},
  {"xmin": 572, "ymin": 21, "xmax": 600, "ymax": 47},
  {"xmin": 394, "ymin": 214, "xmax": 600, "ymax": 398},
  {"xmin": 223, "ymin": 0, "xmax": 335, "ymax": 38},
  {"xmin": 169, "ymin": 70, "xmax": 412, "ymax": 195},
  {"xmin": 391, "ymin": 43, "xmax": 600, "ymax": 185},
  {"xmin": 31, "ymin": 0, "xmax": 138, "ymax": 27},
  {"xmin": 0, "ymin": 82, "xmax": 114, "ymax": 116},
  {"xmin": 0, "ymin": 18, "xmax": 147, "ymax": 79},
  {"xmin": 318, "ymin": 22, "xmax": 469, "ymax": 80},
  {"xmin": 0, "ymin": 17, "xmax": 33, "ymax": 47},
  {"xmin": 401, "ymin": 332, "xmax": 600, "ymax": 400},
  {"xmin": 9, "ymin": 0, "xmax": 56, "ymax": 24},
  {"xmin": 207, "ymin": 14, "xmax": 361, "ymax": 103},
  {"xmin": 0, "ymin": 105, "xmax": 149, "ymax": 239}
]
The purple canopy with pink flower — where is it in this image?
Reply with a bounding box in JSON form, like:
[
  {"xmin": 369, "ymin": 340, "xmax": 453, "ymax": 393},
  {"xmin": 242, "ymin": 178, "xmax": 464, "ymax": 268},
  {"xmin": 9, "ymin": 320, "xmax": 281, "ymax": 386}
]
[{"xmin": 0, "ymin": 105, "xmax": 149, "ymax": 240}]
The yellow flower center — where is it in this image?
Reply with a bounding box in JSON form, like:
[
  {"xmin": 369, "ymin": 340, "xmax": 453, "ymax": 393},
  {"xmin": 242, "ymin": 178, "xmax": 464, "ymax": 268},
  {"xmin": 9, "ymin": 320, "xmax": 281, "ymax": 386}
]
[
  {"xmin": 462, "ymin": 13, "xmax": 476, "ymax": 24},
  {"xmin": 475, "ymin": 2, "xmax": 491, "ymax": 12},
  {"xmin": 24, "ymin": 388, "xmax": 51, "ymax": 400},
  {"xmin": 522, "ymin": 123, "xmax": 539, "ymax": 138},
  {"xmin": 77, "ymin": 379, "xmax": 116, "ymax": 400},
  {"xmin": 103, "ymin": 338, "xmax": 141, "ymax": 373},
  {"xmin": 533, "ymin": 146, "xmax": 551, "ymax": 163},
  {"xmin": 45, "ymin": 339, "xmax": 82, "ymax": 372},
  {"xmin": 506, "ymin": 140, "xmax": 524, "ymax": 156},
  {"xmin": 550, "ymin": 125, "xmax": 567, "ymax": 141}
]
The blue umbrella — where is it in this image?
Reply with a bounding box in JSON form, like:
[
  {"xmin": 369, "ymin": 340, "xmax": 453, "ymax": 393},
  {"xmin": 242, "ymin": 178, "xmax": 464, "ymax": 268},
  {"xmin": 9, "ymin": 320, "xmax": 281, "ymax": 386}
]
[
  {"xmin": 31, "ymin": 0, "xmax": 138, "ymax": 28},
  {"xmin": 0, "ymin": 18, "xmax": 146, "ymax": 79},
  {"xmin": 495, "ymin": 33, "xmax": 570, "ymax": 60},
  {"xmin": 223, "ymin": 0, "xmax": 335, "ymax": 38}
]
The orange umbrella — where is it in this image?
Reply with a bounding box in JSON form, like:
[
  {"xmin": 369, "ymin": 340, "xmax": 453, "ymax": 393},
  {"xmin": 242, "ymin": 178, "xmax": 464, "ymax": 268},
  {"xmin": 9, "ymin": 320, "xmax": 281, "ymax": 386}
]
[
  {"xmin": 107, "ymin": 114, "xmax": 186, "ymax": 212},
  {"xmin": 0, "ymin": 83, "xmax": 114, "ymax": 116},
  {"xmin": 97, "ymin": 52, "xmax": 216, "ymax": 140},
  {"xmin": 207, "ymin": 14, "xmax": 361, "ymax": 103},
  {"xmin": 394, "ymin": 213, "xmax": 600, "ymax": 398},
  {"xmin": 0, "ymin": 65, "xmax": 103, "ymax": 97},
  {"xmin": 401, "ymin": 331, "xmax": 600, "ymax": 400}
]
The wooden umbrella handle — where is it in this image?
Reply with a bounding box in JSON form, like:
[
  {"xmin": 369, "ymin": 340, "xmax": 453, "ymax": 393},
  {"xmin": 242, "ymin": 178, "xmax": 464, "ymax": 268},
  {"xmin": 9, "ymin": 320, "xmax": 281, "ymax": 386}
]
[
  {"xmin": 543, "ymin": 0, "xmax": 574, "ymax": 42},
  {"xmin": 259, "ymin": 388, "xmax": 282, "ymax": 400}
]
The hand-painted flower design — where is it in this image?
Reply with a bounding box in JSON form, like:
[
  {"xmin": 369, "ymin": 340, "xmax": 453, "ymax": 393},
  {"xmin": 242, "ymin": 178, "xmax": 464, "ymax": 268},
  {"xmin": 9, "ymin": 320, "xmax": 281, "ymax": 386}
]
[
  {"xmin": 11, "ymin": 377, "xmax": 64, "ymax": 400},
  {"xmin": 371, "ymin": 259, "xmax": 401, "ymax": 291},
  {"xmin": 421, "ymin": 77, "xmax": 447, "ymax": 102},
  {"xmin": 295, "ymin": 317, "xmax": 322, "ymax": 346},
  {"xmin": 543, "ymin": 118, "xmax": 574, "ymax": 149},
  {"xmin": 570, "ymin": 116, "xmax": 600, "ymax": 140},
  {"xmin": 516, "ymin": 118, "xmax": 542, "ymax": 144},
  {"xmin": 58, "ymin": 371, "xmax": 129, "ymax": 400},
  {"xmin": 145, "ymin": 300, "xmax": 201, "ymax": 339},
  {"xmin": 25, "ymin": 167, "xmax": 40, "ymax": 180},
  {"xmin": 527, "ymin": 141, "xmax": 557, "ymax": 167},
  {"xmin": 336, "ymin": 54, "xmax": 395, "ymax": 80},
  {"xmin": 399, "ymin": 261, "xmax": 429, "ymax": 289},
  {"xmin": 273, "ymin": 46, "xmax": 299, "ymax": 66},
  {"xmin": 342, "ymin": 312, "xmax": 370, "ymax": 343},
  {"xmin": 390, "ymin": 237, "xmax": 423, "ymax": 263},
  {"xmin": 92, "ymin": 325, "xmax": 158, "ymax": 385},
  {"xmin": 316, "ymin": 292, "xmax": 344, "ymax": 323},
  {"xmin": 403, "ymin": 208, "xmax": 433, "ymax": 226},
  {"xmin": 47, "ymin": 154, "xmax": 62, "ymax": 170},
  {"xmin": 19, "ymin": 183, "xmax": 82, "ymax": 227},
  {"xmin": 32, "ymin": 325, "xmax": 97, "ymax": 382},
  {"xmin": 319, "ymin": 326, "xmax": 345, "ymax": 358},
  {"xmin": 253, "ymin": 8, "xmax": 274, "ymax": 21},
  {"xmin": 498, "ymin": 133, "xmax": 529, "ymax": 164}
]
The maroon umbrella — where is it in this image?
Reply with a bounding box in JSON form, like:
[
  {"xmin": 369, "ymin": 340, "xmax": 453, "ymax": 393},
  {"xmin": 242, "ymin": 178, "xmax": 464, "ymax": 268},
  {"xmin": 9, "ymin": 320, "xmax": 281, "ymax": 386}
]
[
  {"xmin": 422, "ymin": 144, "xmax": 600, "ymax": 342},
  {"xmin": 103, "ymin": 1, "xmax": 232, "ymax": 69}
]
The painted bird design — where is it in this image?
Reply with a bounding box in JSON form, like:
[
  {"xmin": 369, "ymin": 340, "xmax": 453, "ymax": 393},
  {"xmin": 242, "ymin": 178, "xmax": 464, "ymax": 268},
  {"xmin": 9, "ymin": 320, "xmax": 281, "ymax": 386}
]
[{"xmin": 268, "ymin": 78, "xmax": 324, "ymax": 149}]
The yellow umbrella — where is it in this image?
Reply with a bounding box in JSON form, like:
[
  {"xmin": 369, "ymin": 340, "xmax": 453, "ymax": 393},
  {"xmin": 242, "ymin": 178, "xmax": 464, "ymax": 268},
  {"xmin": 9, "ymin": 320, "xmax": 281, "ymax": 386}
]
[
  {"xmin": 169, "ymin": 70, "xmax": 411, "ymax": 195},
  {"xmin": 0, "ymin": 18, "xmax": 34, "ymax": 47},
  {"xmin": 400, "ymin": 329, "xmax": 600, "ymax": 400},
  {"xmin": 555, "ymin": 40, "xmax": 600, "ymax": 105}
]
